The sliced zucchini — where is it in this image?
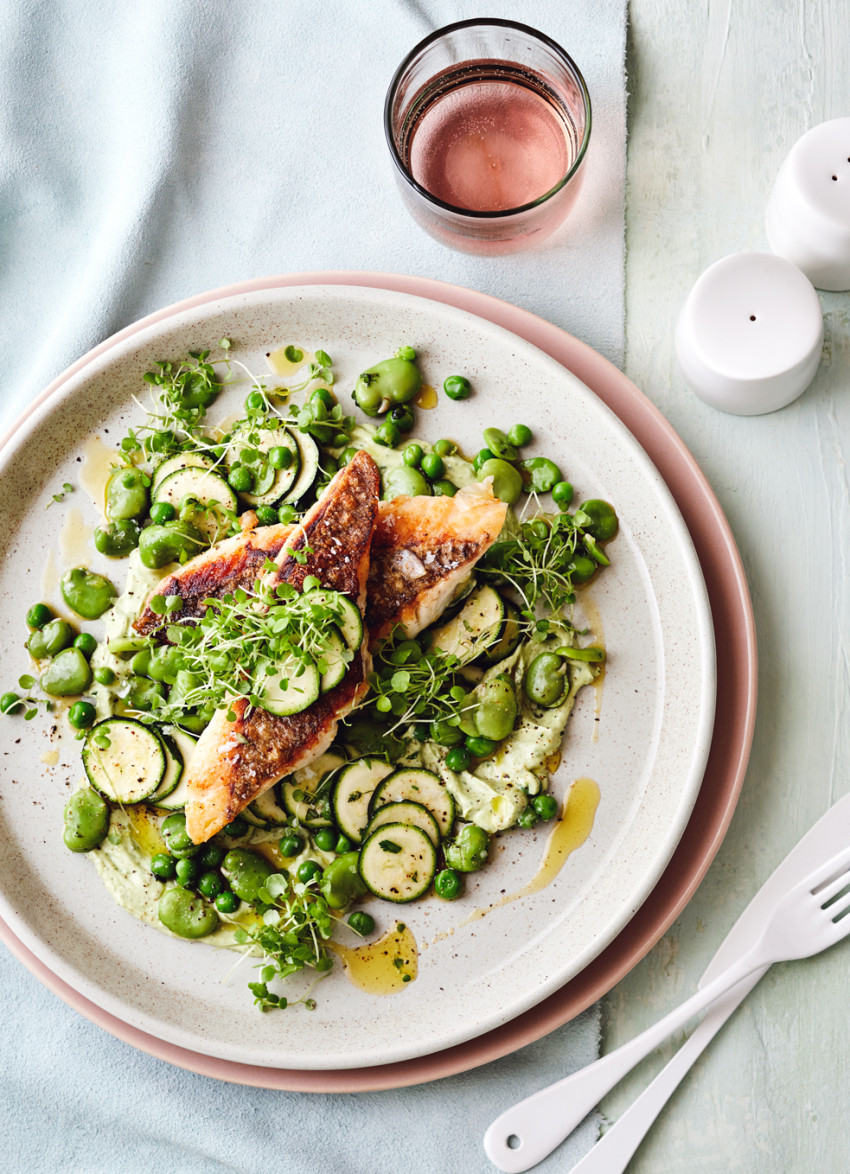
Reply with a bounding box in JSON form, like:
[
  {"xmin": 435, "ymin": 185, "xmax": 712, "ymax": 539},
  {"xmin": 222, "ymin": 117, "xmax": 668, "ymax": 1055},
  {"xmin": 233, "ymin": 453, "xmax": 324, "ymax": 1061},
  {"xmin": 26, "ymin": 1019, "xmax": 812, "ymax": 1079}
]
[
  {"xmin": 228, "ymin": 425, "xmax": 300, "ymax": 507},
  {"xmin": 249, "ymin": 783, "xmax": 290, "ymax": 827},
  {"xmin": 152, "ymin": 728, "xmax": 198, "ymax": 811},
  {"xmin": 366, "ymin": 799, "xmax": 441, "ymax": 847},
  {"xmin": 369, "ymin": 768, "xmax": 456, "ymax": 838},
  {"xmin": 358, "ymin": 822, "xmax": 437, "ymax": 903},
  {"xmin": 280, "ymin": 428, "xmax": 320, "ymax": 504},
  {"xmin": 331, "ymin": 756, "xmax": 395, "ymax": 844},
  {"xmin": 259, "ymin": 653, "xmax": 321, "ymax": 716},
  {"xmin": 152, "ymin": 467, "xmax": 238, "ymax": 542},
  {"xmin": 281, "ymin": 749, "xmax": 346, "ymax": 828},
  {"xmin": 151, "ymin": 451, "xmax": 214, "ymax": 494},
  {"xmin": 303, "ymin": 588, "xmax": 363, "ymax": 651},
  {"xmin": 83, "ymin": 718, "xmax": 165, "ymax": 804},
  {"xmin": 428, "ymin": 584, "xmax": 505, "ymax": 665},
  {"xmin": 478, "ymin": 598, "xmax": 523, "ymax": 665},
  {"xmin": 240, "ymin": 805, "xmax": 270, "ymax": 829},
  {"xmin": 147, "ymin": 733, "xmax": 183, "ymax": 805},
  {"xmin": 319, "ymin": 628, "xmax": 350, "ymax": 693}
]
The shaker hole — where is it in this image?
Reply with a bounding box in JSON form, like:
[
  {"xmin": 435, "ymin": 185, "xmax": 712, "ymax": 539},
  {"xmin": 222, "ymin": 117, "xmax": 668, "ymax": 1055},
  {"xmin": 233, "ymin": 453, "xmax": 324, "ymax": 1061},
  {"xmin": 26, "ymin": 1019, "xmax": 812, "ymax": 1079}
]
[
  {"xmin": 749, "ymin": 315, "xmax": 757, "ymax": 321},
  {"xmin": 833, "ymin": 175, "xmax": 838, "ymax": 181},
  {"xmin": 507, "ymin": 1135, "xmax": 522, "ymax": 1150}
]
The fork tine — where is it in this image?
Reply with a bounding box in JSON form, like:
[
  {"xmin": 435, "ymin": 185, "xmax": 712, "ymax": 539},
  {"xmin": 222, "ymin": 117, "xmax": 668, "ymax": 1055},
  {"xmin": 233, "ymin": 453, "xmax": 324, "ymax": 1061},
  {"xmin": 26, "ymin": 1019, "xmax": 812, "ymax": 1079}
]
[
  {"xmin": 823, "ymin": 887, "xmax": 850, "ymax": 923},
  {"xmin": 806, "ymin": 842, "xmax": 850, "ymax": 895},
  {"xmin": 815, "ymin": 866, "xmax": 850, "ymax": 907}
]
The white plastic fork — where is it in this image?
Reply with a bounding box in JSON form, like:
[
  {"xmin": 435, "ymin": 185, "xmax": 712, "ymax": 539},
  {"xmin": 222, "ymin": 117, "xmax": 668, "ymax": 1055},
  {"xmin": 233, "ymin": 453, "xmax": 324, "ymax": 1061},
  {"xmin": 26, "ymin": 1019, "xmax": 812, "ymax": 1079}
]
[{"xmin": 484, "ymin": 840, "xmax": 850, "ymax": 1173}]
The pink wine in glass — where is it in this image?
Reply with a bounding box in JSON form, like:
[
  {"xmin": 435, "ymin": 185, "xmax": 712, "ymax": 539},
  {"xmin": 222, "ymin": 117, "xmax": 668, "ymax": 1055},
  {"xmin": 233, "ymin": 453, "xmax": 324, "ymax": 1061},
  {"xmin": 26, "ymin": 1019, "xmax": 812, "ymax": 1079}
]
[{"xmin": 405, "ymin": 64, "xmax": 578, "ymax": 213}]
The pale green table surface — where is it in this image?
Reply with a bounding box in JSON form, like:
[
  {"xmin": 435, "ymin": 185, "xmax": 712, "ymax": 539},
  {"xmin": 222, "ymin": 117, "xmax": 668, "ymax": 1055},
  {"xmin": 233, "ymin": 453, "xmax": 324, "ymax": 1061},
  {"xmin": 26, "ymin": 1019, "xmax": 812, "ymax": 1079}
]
[{"xmin": 604, "ymin": 2, "xmax": 850, "ymax": 1170}]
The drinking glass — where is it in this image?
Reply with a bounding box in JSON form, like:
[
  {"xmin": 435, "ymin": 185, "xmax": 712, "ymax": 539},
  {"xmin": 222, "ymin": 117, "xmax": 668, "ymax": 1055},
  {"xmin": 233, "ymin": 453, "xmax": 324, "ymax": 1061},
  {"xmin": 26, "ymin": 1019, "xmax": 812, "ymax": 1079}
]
[{"xmin": 384, "ymin": 19, "xmax": 591, "ymax": 255}]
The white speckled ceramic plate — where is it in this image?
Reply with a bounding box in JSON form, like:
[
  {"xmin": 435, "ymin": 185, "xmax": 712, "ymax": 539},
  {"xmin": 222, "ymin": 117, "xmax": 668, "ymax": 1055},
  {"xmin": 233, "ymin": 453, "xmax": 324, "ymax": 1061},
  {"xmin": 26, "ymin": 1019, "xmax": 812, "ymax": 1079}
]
[{"xmin": 0, "ymin": 284, "xmax": 715, "ymax": 1070}]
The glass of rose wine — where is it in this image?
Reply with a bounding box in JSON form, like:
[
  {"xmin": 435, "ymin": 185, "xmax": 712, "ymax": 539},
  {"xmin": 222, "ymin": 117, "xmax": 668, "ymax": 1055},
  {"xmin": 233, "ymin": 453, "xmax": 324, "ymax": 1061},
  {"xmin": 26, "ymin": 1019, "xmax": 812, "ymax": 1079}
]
[{"xmin": 384, "ymin": 19, "xmax": 591, "ymax": 255}]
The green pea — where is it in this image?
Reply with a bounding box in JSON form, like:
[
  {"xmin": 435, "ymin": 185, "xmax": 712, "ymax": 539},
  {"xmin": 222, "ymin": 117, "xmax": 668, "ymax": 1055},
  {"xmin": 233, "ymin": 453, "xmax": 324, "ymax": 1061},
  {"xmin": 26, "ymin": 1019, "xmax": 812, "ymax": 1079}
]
[
  {"xmin": 196, "ymin": 842, "xmax": 226, "ymax": 869},
  {"xmin": 245, "ymin": 389, "xmax": 267, "ymax": 415},
  {"xmin": 375, "ymin": 421, "xmax": 401, "ymax": 448},
  {"xmin": 222, "ymin": 848, "xmax": 276, "ymax": 903},
  {"xmin": 445, "ymin": 746, "xmax": 472, "ymax": 772},
  {"xmin": 430, "ymin": 719, "xmax": 464, "ymax": 747},
  {"xmin": 578, "ymin": 499, "xmax": 619, "ymax": 542},
  {"xmin": 402, "ymin": 443, "xmax": 424, "ymax": 467},
  {"xmin": 28, "ymin": 618, "xmax": 75, "ymax": 659},
  {"xmin": 279, "ymin": 833, "xmax": 303, "ymax": 858},
  {"xmin": 507, "ymin": 424, "xmax": 533, "ymax": 447},
  {"xmin": 175, "ymin": 857, "xmax": 200, "ymax": 887},
  {"xmin": 196, "ymin": 871, "xmax": 223, "ymax": 898},
  {"xmin": 420, "ymin": 452, "xmax": 445, "ymax": 480},
  {"xmin": 320, "ymin": 852, "xmax": 368, "ymax": 910},
  {"xmin": 73, "ymin": 632, "xmax": 97, "ymax": 658},
  {"xmin": 433, "ymin": 438, "xmax": 456, "ymax": 457},
  {"xmin": 443, "ymin": 375, "xmax": 472, "ymax": 401},
  {"xmin": 517, "ymin": 807, "xmax": 540, "ymax": 829},
  {"xmin": 353, "ymin": 354, "xmax": 422, "ymax": 416},
  {"xmin": 93, "ymin": 666, "xmax": 115, "ymax": 686},
  {"xmin": 123, "ymin": 675, "xmax": 165, "ymax": 711},
  {"xmin": 26, "ymin": 603, "xmax": 54, "ymax": 630},
  {"xmin": 552, "ymin": 480, "xmax": 574, "ymax": 508},
  {"xmin": 434, "ymin": 868, "xmax": 464, "ymax": 900},
  {"xmin": 105, "ymin": 466, "xmax": 149, "ymax": 521},
  {"xmin": 477, "ymin": 458, "xmax": 522, "ymax": 506},
  {"xmin": 297, "ymin": 859, "xmax": 323, "ymax": 884},
  {"xmin": 215, "ymin": 890, "xmax": 240, "ymax": 914},
  {"xmin": 228, "ymin": 465, "xmax": 254, "ymax": 493},
  {"xmin": 382, "ymin": 466, "xmax": 432, "ymax": 500},
  {"xmin": 223, "ymin": 816, "xmax": 249, "ymax": 838},
  {"xmin": 348, "ymin": 910, "xmax": 375, "ymax": 935},
  {"xmin": 149, "ymin": 501, "xmax": 177, "ymax": 525},
  {"xmin": 338, "ymin": 447, "xmax": 358, "ymax": 468},
  {"xmin": 255, "ymin": 505, "xmax": 279, "ymax": 526},
  {"xmin": 94, "ymin": 518, "xmax": 141, "ymax": 558},
  {"xmin": 148, "ymin": 646, "xmax": 187, "ymax": 685},
  {"xmin": 138, "ymin": 521, "xmax": 205, "ymax": 569},
  {"xmin": 1, "ymin": 692, "xmax": 22, "ymax": 714},
  {"xmin": 161, "ymin": 812, "xmax": 199, "ymax": 859},
  {"xmin": 472, "ymin": 447, "xmax": 495, "ymax": 473},
  {"xmin": 278, "ymin": 504, "xmax": 298, "ymax": 525},
  {"xmin": 68, "ymin": 700, "xmax": 97, "ymax": 730},
  {"xmin": 158, "ymin": 887, "xmax": 220, "ymax": 939},
  {"xmin": 63, "ymin": 788, "xmax": 109, "ymax": 853},
  {"xmin": 269, "ymin": 445, "xmax": 294, "ymax": 470},
  {"xmin": 389, "ymin": 405, "xmax": 415, "ymax": 433},
  {"xmin": 444, "ymin": 825, "xmax": 490, "ymax": 873},
  {"xmin": 42, "ymin": 648, "xmax": 92, "ymax": 697},
  {"xmin": 474, "ymin": 674, "xmax": 518, "ymax": 741},
  {"xmin": 312, "ymin": 386, "xmax": 336, "ymax": 409},
  {"xmin": 465, "ymin": 734, "xmax": 497, "ymax": 758},
  {"xmin": 524, "ymin": 651, "xmax": 569, "ymax": 707},
  {"xmin": 60, "ymin": 568, "xmax": 117, "ymax": 620},
  {"xmin": 150, "ymin": 853, "xmax": 177, "ymax": 880},
  {"xmin": 532, "ymin": 794, "xmax": 559, "ymax": 821},
  {"xmin": 335, "ymin": 834, "xmax": 353, "ymax": 854},
  {"xmin": 520, "ymin": 457, "xmax": 562, "ymax": 494},
  {"xmin": 482, "ymin": 427, "xmax": 518, "ymax": 461},
  {"xmin": 314, "ymin": 828, "xmax": 337, "ymax": 852}
]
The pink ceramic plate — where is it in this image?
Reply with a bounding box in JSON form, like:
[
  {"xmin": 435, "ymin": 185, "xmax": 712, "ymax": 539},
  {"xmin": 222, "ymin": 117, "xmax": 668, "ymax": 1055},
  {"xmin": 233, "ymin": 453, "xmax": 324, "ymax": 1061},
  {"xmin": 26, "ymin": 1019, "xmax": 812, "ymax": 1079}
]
[{"xmin": 0, "ymin": 273, "xmax": 755, "ymax": 1089}]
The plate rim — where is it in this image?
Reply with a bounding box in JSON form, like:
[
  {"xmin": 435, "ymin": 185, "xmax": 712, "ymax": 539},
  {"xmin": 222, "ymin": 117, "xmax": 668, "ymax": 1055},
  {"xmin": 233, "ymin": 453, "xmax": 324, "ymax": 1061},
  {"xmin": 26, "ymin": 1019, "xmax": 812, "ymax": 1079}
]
[{"xmin": 0, "ymin": 270, "xmax": 756, "ymax": 1090}]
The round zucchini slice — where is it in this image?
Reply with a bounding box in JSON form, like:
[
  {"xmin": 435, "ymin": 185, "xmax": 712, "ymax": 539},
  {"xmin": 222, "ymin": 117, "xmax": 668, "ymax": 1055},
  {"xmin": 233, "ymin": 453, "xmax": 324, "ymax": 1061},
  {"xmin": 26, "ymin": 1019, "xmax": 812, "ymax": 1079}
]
[
  {"xmin": 303, "ymin": 588, "xmax": 363, "ymax": 651},
  {"xmin": 151, "ymin": 729, "xmax": 197, "ymax": 811},
  {"xmin": 152, "ymin": 467, "xmax": 238, "ymax": 542},
  {"xmin": 478, "ymin": 598, "xmax": 523, "ymax": 665},
  {"xmin": 369, "ymin": 768, "xmax": 455, "ymax": 838},
  {"xmin": 83, "ymin": 718, "xmax": 166, "ymax": 804},
  {"xmin": 428, "ymin": 584, "xmax": 506, "ymax": 664},
  {"xmin": 331, "ymin": 756, "xmax": 395, "ymax": 844},
  {"xmin": 281, "ymin": 749, "xmax": 346, "ymax": 828},
  {"xmin": 358, "ymin": 822, "xmax": 437, "ymax": 903},
  {"xmin": 366, "ymin": 800, "xmax": 441, "ymax": 847},
  {"xmin": 227, "ymin": 425, "xmax": 300, "ymax": 507},
  {"xmin": 319, "ymin": 628, "xmax": 350, "ymax": 693},
  {"xmin": 147, "ymin": 733, "xmax": 183, "ymax": 805},
  {"xmin": 249, "ymin": 784, "xmax": 290, "ymax": 827},
  {"xmin": 259, "ymin": 653, "xmax": 321, "ymax": 717},
  {"xmin": 151, "ymin": 451, "xmax": 214, "ymax": 494},
  {"xmin": 280, "ymin": 428, "xmax": 320, "ymax": 504}
]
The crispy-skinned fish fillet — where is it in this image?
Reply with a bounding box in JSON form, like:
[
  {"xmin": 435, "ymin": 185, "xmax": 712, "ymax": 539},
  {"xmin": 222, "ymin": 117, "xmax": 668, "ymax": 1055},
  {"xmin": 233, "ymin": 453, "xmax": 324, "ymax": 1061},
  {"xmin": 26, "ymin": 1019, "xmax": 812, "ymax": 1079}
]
[
  {"xmin": 182, "ymin": 450, "xmax": 380, "ymax": 843},
  {"xmin": 135, "ymin": 482, "xmax": 507, "ymax": 646},
  {"xmin": 365, "ymin": 483, "xmax": 507, "ymax": 643}
]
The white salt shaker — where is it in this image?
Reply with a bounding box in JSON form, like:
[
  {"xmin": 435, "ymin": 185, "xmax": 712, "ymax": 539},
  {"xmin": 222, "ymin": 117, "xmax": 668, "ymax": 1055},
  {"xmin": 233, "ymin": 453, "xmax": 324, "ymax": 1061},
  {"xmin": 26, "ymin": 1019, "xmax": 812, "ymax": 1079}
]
[
  {"xmin": 675, "ymin": 252, "xmax": 823, "ymax": 415},
  {"xmin": 766, "ymin": 116, "xmax": 850, "ymax": 291}
]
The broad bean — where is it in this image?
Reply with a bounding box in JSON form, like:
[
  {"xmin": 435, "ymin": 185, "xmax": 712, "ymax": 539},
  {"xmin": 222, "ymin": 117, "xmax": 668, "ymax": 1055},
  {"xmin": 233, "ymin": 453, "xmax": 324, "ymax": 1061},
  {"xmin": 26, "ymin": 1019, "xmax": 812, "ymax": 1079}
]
[
  {"xmin": 158, "ymin": 887, "xmax": 220, "ymax": 938},
  {"xmin": 63, "ymin": 788, "xmax": 109, "ymax": 852}
]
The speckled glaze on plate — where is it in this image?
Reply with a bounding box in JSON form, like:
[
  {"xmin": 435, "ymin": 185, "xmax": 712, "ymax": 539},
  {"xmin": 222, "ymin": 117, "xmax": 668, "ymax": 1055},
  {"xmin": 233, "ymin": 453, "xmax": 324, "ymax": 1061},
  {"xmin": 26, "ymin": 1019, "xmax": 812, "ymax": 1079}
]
[{"xmin": 0, "ymin": 279, "xmax": 717, "ymax": 1072}]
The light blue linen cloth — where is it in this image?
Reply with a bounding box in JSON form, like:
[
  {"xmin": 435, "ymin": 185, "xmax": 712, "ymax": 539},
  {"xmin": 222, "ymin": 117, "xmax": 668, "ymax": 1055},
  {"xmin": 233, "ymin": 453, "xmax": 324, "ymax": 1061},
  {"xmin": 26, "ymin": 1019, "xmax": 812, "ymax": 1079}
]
[{"xmin": 0, "ymin": 1, "xmax": 626, "ymax": 1170}]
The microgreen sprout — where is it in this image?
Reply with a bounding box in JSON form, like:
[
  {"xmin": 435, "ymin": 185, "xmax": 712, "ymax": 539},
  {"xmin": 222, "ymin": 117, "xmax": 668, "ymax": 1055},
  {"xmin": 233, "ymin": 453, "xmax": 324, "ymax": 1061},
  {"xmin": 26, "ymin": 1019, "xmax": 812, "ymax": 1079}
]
[{"xmin": 47, "ymin": 483, "xmax": 74, "ymax": 508}]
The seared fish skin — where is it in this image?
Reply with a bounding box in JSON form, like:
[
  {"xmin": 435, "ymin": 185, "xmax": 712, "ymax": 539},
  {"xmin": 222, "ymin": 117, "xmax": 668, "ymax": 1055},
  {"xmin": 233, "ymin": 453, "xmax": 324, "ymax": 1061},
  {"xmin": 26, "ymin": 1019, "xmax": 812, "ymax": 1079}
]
[
  {"xmin": 133, "ymin": 524, "xmax": 293, "ymax": 637},
  {"xmin": 183, "ymin": 450, "xmax": 380, "ymax": 843},
  {"xmin": 365, "ymin": 484, "xmax": 507, "ymax": 644}
]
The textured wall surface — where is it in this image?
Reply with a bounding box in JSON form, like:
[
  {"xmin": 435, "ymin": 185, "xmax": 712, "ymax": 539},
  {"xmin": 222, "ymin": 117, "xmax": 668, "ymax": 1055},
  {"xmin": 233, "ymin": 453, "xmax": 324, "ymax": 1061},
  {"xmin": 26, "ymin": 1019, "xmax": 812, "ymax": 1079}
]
[{"xmin": 606, "ymin": 1, "xmax": 850, "ymax": 1170}]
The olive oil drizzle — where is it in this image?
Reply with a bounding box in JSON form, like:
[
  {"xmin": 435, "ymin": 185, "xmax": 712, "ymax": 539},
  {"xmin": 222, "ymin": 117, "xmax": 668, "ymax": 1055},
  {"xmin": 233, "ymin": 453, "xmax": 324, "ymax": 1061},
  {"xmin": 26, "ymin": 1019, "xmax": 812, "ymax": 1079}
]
[{"xmin": 330, "ymin": 921, "xmax": 418, "ymax": 995}]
